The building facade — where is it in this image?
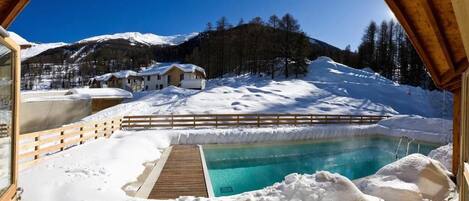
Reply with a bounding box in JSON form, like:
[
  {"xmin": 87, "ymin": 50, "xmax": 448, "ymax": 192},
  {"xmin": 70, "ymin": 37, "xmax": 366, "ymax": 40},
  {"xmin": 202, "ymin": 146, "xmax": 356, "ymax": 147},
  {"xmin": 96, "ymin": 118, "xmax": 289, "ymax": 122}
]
[
  {"xmin": 89, "ymin": 70, "xmax": 143, "ymax": 92},
  {"xmin": 140, "ymin": 64, "xmax": 206, "ymax": 91}
]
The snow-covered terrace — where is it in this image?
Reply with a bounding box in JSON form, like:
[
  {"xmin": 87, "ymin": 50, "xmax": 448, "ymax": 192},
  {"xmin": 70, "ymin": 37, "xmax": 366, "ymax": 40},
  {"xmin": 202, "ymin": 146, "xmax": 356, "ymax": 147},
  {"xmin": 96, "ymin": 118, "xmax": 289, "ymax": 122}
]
[
  {"xmin": 18, "ymin": 58, "xmax": 456, "ymax": 201},
  {"xmin": 18, "ymin": 115, "xmax": 456, "ymax": 201}
]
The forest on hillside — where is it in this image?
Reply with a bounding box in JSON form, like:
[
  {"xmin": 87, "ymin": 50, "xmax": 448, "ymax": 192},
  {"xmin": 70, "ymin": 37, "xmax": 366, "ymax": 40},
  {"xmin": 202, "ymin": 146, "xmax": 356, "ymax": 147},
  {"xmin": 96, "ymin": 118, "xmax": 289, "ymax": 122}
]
[
  {"xmin": 21, "ymin": 14, "xmax": 435, "ymax": 90},
  {"xmin": 185, "ymin": 15, "xmax": 435, "ymax": 89}
]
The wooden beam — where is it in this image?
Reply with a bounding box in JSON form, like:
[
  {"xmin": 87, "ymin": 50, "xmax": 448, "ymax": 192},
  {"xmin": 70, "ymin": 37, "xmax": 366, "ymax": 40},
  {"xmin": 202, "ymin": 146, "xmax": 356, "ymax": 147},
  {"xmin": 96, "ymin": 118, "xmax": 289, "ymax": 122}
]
[
  {"xmin": 452, "ymin": 0, "xmax": 469, "ymax": 59},
  {"xmin": 0, "ymin": 0, "xmax": 29, "ymax": 28},
  {"xmin": 452, "ymin": 87, "xmax": 461, "ymax": 175},
  {"xmin": 460, "ymin": 71, "xmax": 469, "ymax": 201},
  {"xmin": 419, "ymin": 0, "xmax": 456, "ymax": 73},
  {"xmin": 440, "ymin": 57, "xmax": 469, "ymax": 86},
  {"xmin": 385, "ymin": 0, "xmax": 442, "ymax": 86}
]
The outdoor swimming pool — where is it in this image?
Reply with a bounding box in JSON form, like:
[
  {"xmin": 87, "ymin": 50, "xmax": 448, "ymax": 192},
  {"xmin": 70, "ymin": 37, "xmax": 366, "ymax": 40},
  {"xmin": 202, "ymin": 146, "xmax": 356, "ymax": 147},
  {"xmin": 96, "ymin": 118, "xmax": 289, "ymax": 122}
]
[{"xmin": 202, "ymin": 136, "xmax": 439, "ymax": 196}]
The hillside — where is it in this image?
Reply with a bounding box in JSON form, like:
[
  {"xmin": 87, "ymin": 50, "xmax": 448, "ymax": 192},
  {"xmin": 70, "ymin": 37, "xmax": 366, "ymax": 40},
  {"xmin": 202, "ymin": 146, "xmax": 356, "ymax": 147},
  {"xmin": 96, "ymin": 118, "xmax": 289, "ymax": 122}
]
[
  {"xmin": 83, "ymin": 57, "xmax": 452, "ymax": 122},
  {"xmin": 15, "ymin": 23, "xmax": 348, "ymax": 89}
]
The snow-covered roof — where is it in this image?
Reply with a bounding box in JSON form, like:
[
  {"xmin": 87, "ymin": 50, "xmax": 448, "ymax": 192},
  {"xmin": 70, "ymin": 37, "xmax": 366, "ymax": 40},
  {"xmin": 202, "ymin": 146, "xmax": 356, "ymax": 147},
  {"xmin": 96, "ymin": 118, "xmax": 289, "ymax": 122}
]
[
  {"xmin": 67, "ymin": 88, "xmax": 133, "ymax": 99},
  {"xmin": 92, "ymin": 70, "xmax": 138, "ymax": 81},
  {"xmin": 139, "ymin": 64, "xmax": 206, "ymax": 76},
  {"xmin": 112, "ymin": 70, "xmax": 138, "ymax": 79}
]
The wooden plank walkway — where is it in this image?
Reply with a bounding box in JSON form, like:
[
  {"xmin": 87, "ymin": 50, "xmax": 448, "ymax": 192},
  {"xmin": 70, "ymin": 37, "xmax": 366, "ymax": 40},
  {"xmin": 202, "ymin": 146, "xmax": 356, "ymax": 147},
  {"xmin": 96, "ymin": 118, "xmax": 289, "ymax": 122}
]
[{"xmin": 148, "ymin": 145, "xmax": 209, "ymax": 199}]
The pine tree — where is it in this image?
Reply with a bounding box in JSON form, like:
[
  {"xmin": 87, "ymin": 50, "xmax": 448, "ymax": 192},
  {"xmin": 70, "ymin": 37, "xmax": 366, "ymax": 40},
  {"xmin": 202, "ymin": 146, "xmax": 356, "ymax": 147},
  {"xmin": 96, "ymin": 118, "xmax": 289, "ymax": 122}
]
[
  {"xmin": 358, "ymin": 21, "xmax": 377, "ymax": 69},
  {"xmin": 279, "ymin": 13, "xmax": 301, "ymax": 78}
]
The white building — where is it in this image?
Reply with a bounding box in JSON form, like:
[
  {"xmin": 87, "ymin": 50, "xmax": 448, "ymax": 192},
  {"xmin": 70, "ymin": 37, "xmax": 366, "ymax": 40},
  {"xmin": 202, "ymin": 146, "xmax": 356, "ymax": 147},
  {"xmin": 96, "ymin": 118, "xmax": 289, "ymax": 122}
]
[{"xmin": 139, "ymin": 64, "xmax": 206, "ymax": 90}]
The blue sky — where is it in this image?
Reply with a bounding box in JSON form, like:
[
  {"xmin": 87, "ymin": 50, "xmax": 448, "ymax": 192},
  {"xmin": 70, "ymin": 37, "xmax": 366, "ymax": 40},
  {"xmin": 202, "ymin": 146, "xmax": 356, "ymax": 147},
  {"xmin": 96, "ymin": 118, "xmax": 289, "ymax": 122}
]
[{"xmin": 10, "ymin": 0, "xmax": 395, "ymax": 50}]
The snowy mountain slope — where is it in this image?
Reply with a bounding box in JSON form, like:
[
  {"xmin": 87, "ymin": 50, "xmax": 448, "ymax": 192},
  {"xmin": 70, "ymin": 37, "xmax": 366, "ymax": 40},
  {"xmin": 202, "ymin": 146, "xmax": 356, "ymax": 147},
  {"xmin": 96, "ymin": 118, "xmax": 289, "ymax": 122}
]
[
  {"xmin": 8, "ymin": 31, "xmax": 35, "ymax": 46},
  {"xmin": 21, "ymin": 42, "xmax": 68, "ymax": 61},
  {"xmin": 77, "ymin": 32, "xmax": 199, "ymax": 46},
  {"xmin": 8, "ymin": 31, "xmax": 68, "ymax": 61},
  {"xmin": 83, "ymin": 57, "xmax": 452, "ymax": 122},
  {"xmin": 9, "ymin": 31, "xmax": 198, "ymax": 61}
]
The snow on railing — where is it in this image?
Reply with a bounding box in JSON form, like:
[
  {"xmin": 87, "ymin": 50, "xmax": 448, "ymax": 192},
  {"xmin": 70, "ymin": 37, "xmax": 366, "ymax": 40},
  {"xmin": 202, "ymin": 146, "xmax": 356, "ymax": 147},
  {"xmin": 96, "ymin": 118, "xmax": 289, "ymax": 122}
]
[
  {"xmin": 18, "ymin": 116, "xmax": 123, "ymax": 170},
  {"xmin": 121, "ymin": 114, "xmax": 391, "ymax": 129}
]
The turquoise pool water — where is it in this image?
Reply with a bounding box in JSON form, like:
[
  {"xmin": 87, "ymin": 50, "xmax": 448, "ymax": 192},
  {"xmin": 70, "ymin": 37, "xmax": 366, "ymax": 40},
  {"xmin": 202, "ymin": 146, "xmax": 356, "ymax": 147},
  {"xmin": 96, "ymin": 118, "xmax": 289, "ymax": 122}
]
[{"xmin": 202, "ymin": 136, "xmax": 439, "ymax": 197}]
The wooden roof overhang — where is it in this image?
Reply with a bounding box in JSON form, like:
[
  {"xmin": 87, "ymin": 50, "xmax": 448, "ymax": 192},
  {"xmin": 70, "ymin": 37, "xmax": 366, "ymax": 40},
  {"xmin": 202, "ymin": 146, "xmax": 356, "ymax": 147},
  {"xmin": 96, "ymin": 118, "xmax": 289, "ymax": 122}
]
[
  {"xmin": 385, "ymin": 0, "xmax": 468, "ymax": 92},
  {"xmin": 0, "ymin": 0, "xmax": 29, "ymax": 29}
]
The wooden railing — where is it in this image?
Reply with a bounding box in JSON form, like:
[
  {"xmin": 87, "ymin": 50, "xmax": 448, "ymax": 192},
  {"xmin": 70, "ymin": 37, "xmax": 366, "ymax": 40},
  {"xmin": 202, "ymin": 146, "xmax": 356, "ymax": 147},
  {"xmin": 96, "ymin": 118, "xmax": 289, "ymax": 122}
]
[
  {"xmin": 18, "ymin": 116, "xmax": 123, "ymax": 170},
  {"xmin": 16, "ymin": 113, "xmax": 390, "ymax": 170},
  {"xmin": 121, "ymin": 114, "xmax": 390, "ymax": 129}
]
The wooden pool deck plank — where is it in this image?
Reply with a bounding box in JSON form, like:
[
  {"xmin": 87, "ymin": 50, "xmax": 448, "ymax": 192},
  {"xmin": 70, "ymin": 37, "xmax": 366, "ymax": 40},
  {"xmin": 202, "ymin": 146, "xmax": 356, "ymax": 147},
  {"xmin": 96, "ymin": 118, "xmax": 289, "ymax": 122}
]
[{"xmin": 148, "ymin": 145, "xmax": 209, "ymax": 199}]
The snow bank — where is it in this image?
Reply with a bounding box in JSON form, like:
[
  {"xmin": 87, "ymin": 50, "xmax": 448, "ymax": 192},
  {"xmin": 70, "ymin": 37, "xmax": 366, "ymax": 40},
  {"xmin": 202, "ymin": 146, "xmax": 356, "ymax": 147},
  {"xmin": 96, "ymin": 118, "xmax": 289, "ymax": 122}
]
[
  {"xmin": 356, "ymin": 154, "xmax": 457, "ymax": 201},
  {"xmin": 377, "ymin": 115, "xmax": 452, "ymax": 135},
  {"xmin": 22, "ymin": 93, "xmax": 91, "ymax": 102},
  {"xmin": 119, "ymin": 116, "xmax": 450, "ymax": 145},
  {"xmin": 429, "ymin": 144, "xmax": 453, "ymax": 172},
  {"xmin": 212, "ymin": 172, "xmax": 381, "ymax": 201},
  {"xmin": 20, "ymin": 131, "xmax": 172, "ymax": 201},
  {"xmin": 67, "ymin": 88, "xmax": 133, "ymax": 99}
]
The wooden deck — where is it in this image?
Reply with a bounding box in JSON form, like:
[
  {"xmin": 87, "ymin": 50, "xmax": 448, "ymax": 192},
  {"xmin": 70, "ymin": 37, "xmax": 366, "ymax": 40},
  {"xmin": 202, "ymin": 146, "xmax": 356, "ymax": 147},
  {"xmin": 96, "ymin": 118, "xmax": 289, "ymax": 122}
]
[{"xmin": 148, "ymin": 145, "xmax": 209, "ymax": 199}]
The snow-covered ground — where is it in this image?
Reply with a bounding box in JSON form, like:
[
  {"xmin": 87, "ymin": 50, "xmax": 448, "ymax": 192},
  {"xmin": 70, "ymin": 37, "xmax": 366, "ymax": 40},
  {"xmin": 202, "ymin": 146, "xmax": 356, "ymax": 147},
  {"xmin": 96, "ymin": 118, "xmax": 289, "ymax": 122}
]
[
  {"xmin": 19, "ymin": 122, "xmax": 455, "ymax": 201},
  {"xmin": 18, "ymin": 57, "xmax": 457, "ymax": 200},
  {"xmin": 83, "ymin": 57, "xmax": 453, "ymax": 122}
]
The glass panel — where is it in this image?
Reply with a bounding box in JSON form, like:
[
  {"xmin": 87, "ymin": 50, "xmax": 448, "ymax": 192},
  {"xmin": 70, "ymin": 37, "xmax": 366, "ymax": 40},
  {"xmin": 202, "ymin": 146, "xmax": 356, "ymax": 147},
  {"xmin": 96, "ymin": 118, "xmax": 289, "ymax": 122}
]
[{"xmin": 0, "ymin": 43, "xmax": 13, "ymax": 195}]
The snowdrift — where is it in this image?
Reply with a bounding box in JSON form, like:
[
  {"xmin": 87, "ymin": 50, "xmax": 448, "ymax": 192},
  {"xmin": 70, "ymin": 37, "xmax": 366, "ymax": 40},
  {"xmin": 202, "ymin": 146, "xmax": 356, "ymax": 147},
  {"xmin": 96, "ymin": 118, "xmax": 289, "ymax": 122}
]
[{"xmin": 356, "ymin": 154, "xmax": 457, "ymax": 201}]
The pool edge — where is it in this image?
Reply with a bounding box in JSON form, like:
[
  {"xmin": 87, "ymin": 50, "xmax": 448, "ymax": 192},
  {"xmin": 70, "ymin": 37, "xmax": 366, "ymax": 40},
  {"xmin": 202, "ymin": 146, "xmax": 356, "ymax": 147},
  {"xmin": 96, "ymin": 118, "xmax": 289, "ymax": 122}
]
[
  {"xmin": 199, "ymin": 144, "xmax": 215, "ymax": 198},
  {"xmin": 135, "ymin": 146, "xmax": 173, "ymax": 198}
]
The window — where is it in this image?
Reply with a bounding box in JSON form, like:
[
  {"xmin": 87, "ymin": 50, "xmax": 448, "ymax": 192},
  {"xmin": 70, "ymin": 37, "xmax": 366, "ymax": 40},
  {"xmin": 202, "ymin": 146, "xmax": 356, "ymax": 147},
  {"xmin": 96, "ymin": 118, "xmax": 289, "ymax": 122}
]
[
  {"xmin": 127, "ymin": 79, "xmax": 130, "ymax": 84},
  {"xmin": 157, "ymin": 75, "xmax": 161, "ymax": 80},
  {"xmin": 180, "ymin": 73, "xmax": 184, "ymax": 80},
  {"xmin": 145, "ymin": 85, "xmax": 148, "ymax": 90},
  {"xmin": 167, "ymin": 75, "xmax": 171, "ymax": 84},
  {"xmin": 147, "ymin": 76, "xmax": 150, "ymax": 81},
  {"xmin": 0, "ymin": 40, "xmax": 14, "ymax": 195},
  {"xmin": 159, "ymin": 84, "xmax": 163, "ymax": 89}
]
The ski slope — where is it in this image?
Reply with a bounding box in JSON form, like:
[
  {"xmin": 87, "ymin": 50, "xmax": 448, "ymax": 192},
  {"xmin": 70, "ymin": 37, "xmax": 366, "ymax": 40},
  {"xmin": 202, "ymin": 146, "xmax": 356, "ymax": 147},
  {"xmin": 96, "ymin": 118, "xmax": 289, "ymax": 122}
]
[{"xmin": 84, "ymin": 57, "xmax": 452, "ymax": 122}]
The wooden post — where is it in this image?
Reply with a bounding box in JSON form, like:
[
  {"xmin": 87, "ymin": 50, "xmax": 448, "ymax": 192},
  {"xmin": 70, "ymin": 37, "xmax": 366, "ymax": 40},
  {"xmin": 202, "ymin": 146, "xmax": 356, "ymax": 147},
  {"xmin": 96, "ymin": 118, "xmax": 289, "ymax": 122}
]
[
  {"xmin": 149, "ymin": 117, "xmax": 152, "ymax": 128},
  {"xmin": 237, "ymin": 115, "xmax": 240, "ymax": 126},
  {"xmin": 257, "ymin": 114, "xmax": 260, "ymax": 127},
  {"xmin": 34, "ymin": 136, "xmax": 39, "ymax": 160},
  {"xmin": 94, "ymin": 124, "xmax": 98, "ymax": 139},
  {"xmin": 215, "ymin": 116, "xmax": 218, "ymax": 128},
  {"xmin": 193, "ymin": 115, "xmax": 196, "ymax": 128},
  {"xmin": 453, "ymin": 87, "xmax": 462, "ymax": 175},
  {"xmin": 60, "ymin": 131, "xmax": 65, "ymax": 151},
  {"xmin": 171, "ymin": 115, "xmax": 174, "ymax": 128},
  {"xmin": 103, "ymin": 122, "xmax": 107, "ymax": 138},
  {"xmin": 294, "ymin": 115, "xmax": 297, "ymax": 126},
  {"xmin": 79, "ymin": 127, "xmax": 84, "ymax": 145},
  {"xmin": 277, "ymin": 115, "xmax": 280, "ymax": 126}
]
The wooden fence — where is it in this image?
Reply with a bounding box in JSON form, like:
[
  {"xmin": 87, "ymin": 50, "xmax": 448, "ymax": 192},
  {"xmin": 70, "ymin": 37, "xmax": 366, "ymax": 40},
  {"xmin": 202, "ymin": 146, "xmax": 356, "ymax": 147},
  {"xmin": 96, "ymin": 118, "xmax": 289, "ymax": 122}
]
[
  {"xmin": 17, "ymin": 113, "xmax": 390, "ymax": 170},
  {"xmin": 18, "ymin": 116, "xmax": 123, "ymax": 170},
  {"xmin": 121, "ymin": 114, "xmax": 390, "ymax": 129}
]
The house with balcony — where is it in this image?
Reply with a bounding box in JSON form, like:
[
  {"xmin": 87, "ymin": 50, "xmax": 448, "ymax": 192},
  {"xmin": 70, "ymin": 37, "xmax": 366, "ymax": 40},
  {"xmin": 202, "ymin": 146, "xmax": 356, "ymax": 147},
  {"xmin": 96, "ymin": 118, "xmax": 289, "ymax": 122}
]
[{"xmin": 139, "ymin": 63, "xmax": 206, "ymax": 90}]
